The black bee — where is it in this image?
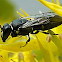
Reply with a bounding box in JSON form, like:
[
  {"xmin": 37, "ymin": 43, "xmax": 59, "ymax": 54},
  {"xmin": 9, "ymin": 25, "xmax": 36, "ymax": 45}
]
[{"xmin": 0, "ymin": 12, "xmax": 62, "ymax": 47}]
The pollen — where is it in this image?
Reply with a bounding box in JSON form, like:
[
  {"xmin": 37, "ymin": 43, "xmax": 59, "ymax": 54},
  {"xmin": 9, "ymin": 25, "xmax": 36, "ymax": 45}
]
[
  {"xmin": 46, "ymin": 34, "xmax": 52, "ymax": 42},
  {"xmin": 18, "ymin": 52, "xmax": 24, "ymax": 59},
  {"xmin": 59, "ymin": 34, "xmax": 62, "ymax": 40}
]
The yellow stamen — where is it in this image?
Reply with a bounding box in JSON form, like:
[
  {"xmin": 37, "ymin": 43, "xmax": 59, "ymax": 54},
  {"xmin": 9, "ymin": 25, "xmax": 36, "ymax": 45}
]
[
  {"xmin": 52, "ymin": 0, "xmax": 55, "ymax": 4},
  {"xmin": 38, "ymin": 0, "xmax": 62, "ymax": 16},
  {"xmin": 18, "ymin": 52, "xmax": 24, "ymax": 62},
  {"xmin": 46, "ymin": 34, "xmax": 52, "ymax": 42},
  {"xmin": 56, "ymin": 0, "xmax": 60, "ymax": 5},
  {"xmin": 59, "ymin": 34, "xmax": 62, "ymax": 40},
  {"xmin": 20, "ymin": 8, "xmax": 34, "ymax": 20},
  {"xmin": 20, "ymin": 8, "xmax": 29, "ymax": 16},
  {"xmin": 17, "ymin": 11, "xmax": 25, "ymax": 17}
]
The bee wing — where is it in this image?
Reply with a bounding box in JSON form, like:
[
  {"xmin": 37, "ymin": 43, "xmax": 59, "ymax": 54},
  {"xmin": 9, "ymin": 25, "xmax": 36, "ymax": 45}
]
[
  {"xmin": 49, "ymin": 15, "xmax": 62, "ymax": 22},
  {"xmin": 31, "ymin": 19, "xmax": 50, "ymax": 26},
  {"xmin": 22, "ymin": 19, "xmax": 49, "ymax": 28}
]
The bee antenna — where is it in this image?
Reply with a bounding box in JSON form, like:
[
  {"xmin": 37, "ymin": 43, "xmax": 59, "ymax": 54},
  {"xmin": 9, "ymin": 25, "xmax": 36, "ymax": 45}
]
[
  {"xmin": 0, "ymin": 25, "xmax": 3, "ymax": 30},
  {"xmin": 0, "ymin": 25, "xmax": 1, "ymax": 28}
]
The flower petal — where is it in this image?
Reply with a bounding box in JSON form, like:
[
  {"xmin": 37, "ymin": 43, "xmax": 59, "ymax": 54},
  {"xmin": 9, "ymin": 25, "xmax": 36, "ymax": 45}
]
[
  {"xmin": 0, "ymin": 39, "xmax": 39, "ymax": 52},
  {"xmin": 38, "ymin": 0, "xmax": 62, "ymax": 16}
]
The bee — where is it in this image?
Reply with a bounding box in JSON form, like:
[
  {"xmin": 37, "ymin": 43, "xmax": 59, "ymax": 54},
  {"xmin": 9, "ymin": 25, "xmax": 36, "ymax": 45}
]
[{"xmin": 0, "ymin": 12, "xmax": 62, "ymax": 47}]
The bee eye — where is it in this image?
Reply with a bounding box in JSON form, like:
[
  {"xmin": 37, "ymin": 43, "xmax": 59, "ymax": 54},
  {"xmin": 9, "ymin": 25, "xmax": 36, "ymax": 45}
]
[{"xmin": 1, "ymin": 23, "xmax": 12, "ymax": 42}]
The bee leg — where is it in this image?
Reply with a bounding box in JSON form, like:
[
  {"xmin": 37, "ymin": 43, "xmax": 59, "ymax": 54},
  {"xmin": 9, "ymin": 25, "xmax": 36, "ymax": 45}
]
[
  {"xmin": 20, "ymin": 34, "xmax": 30, "ymax": 47},
  {"xmin": 42, "ymin": 32, "xmax": 58, "ymax": 35},
  {"xmin": 11, "ymin": 30, "xmax": 17, "ymax": 37},
  {"xmin": 31, "ymin": 30, "xmax": 39, "ymax": 34}
]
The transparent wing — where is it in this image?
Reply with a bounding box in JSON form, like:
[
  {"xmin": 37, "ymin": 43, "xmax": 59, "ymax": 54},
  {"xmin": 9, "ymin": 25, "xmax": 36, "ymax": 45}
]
[{"xmin": 22, "ymin": 18, "xmax": 49, "ymax": 28}]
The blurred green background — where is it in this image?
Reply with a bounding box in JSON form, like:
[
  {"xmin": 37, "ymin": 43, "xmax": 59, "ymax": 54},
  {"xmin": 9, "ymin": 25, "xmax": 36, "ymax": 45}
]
[
  {"xmin": 0, "ymin": 0, "xmax": 62, "ymax": 24},
  {"xmin": 0, "ymin": 0, "xmax": 17, "ymax": 24}
]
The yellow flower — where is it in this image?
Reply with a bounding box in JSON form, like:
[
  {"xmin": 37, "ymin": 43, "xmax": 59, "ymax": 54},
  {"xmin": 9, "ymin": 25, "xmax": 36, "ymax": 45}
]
[
  {"xmin": 0, "ymin": 0, "xmax": 62, "ymax": 62},
  {"xmin": 17, "ymin": 9, "xmax": 59, "ymax": 62},
  {"xmin": 38, "ymin": 0, "xmax": 62, "ymax": 16}
]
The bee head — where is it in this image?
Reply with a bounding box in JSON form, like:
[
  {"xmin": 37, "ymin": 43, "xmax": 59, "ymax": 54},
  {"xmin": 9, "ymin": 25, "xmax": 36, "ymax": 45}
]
[{"xmin": 1, "ymin": 23, "xmax": 12, "ymax": 42}]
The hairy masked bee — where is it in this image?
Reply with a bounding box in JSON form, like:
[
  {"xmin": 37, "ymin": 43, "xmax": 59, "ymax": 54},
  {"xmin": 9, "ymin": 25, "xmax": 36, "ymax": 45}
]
[{"xmin": 0, "ymin": 12, "xmax": 62, "ymax": 47}]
